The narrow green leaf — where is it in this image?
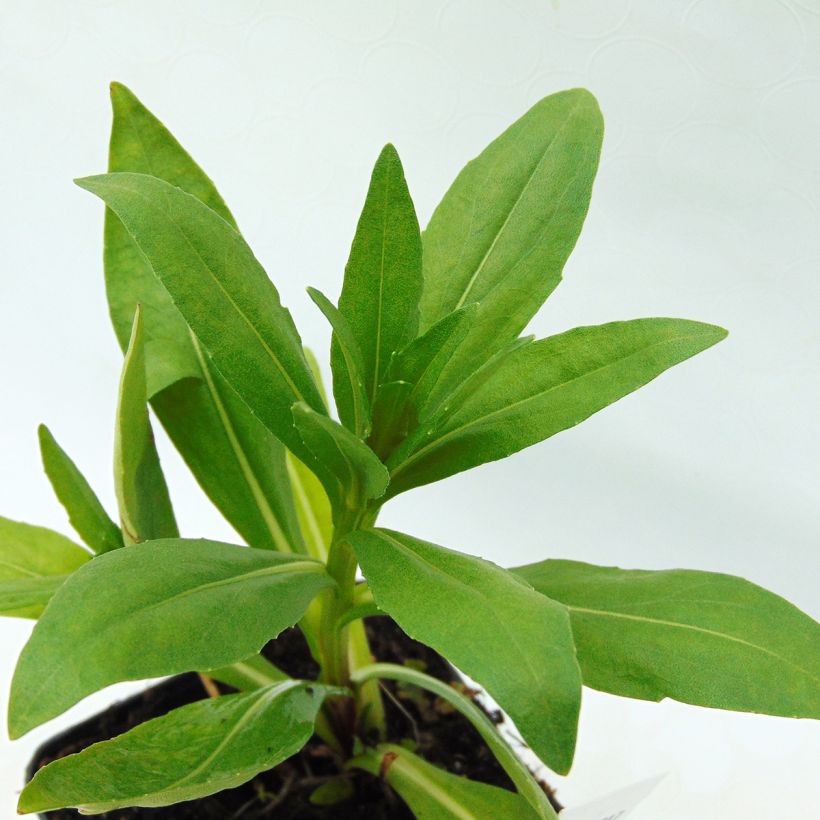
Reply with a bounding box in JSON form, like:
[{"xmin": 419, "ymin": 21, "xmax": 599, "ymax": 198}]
[
  {"xmin": 420, "ymin": 89, "xmax": 603, "ymax": 393},
  {"xmin": 513, "ymin": 559, "xmax": 820, "ymax": 719},
  {"xmin": 367, "ymin": 380, "xmax": 413, "ymax": 460},
  {"xmin": 291, "ymin": 403, "xmax": 389, "ymax": 522},
  {"xmin": 287, "ymin": 452, "xmax": 332, "ymax": 562},
  {"xmin": 106, "ymin": 82, "xmax": 304, "ymax": 553},
  {"xmin": 388, "ymin": 319, "xmax": 727, "ymax": 495},
  {"xmin": 9, "ymin": 539, "xmax": 333, "ymax": 738},
  {"xmin": 207, "ymin": 654, "xmax": 289, "ymax": 691},
  {"xmin": 38, "ymin": 425, "xmax": 123, "ymax": 554},
  {"xmin": 351, "ymin": 664, "xmax": 556, "ymax": 819},
  {"xmin": 348, "ymin": 529, "xmax": 581, "ymax": 774},
  {"xmin": 308, "ymin": 287, "xmax": 371, "ymax": 438},
  {"xmin": 114, "ymin": 307, "xmax": 178, "ymax": 544},
  {"xmin": 350, "ymin": 744, "xmax": 542, "ymax": 820},
  {"xmin": 18, "ymin": 680, "xmax": 341, "ymax": 814},
  {"xmin": 0, "ymin": 517, "xmax": 90, "ymax": 618},
  {"xmin": 77, "ymin": 170, "xmax": 324, "ymax": 466},
  {"xmin": 334, "ymin": 144, "xmax": 423, "ymax": 411}
]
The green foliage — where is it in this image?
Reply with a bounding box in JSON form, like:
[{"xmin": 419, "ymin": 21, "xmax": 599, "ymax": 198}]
[
  {"xmin": 3, "ymin": 83, "xmax": 817, "ymax": 819},
  {"xmin": 514, "ymin": 559, "xmax": 820, "ymax": 718},
  {"xmin": 19, "ymin": 681, "xmax": 341, "ymax": 814}
]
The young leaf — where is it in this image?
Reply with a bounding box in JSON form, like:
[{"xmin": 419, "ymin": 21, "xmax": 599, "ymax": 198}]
[
  {"xmin": 513, "ymin": 559, "xmax": 820, "ymax": 719},
  {"xmin": 38, "ymin": 425, "xmax": 123, "ymax": 554},
  {"xmin": 114, "ymin": 307, "xmax": 178, "ymax": 544},
  {"xmin": 352, "ymin": 664, "xmax": 557, "ymax": 819},
  {"xmin": 347, "ymin": 529, "xmax": 581, "ymax": 775},
  {"xmin": 350, "ymin": 744, "xmax": 543, "ymax": 820},
  {"xmin": 367, "ymin": 380, "xmax": 413, "ymax": 459},
  {"xmin": 9, "ymin": 539, "xmax": 333, "ymax": 738},
  {"xmin": 420, "ymin": 89, "xmax": 603, "ymax": 394},
  {"xmin": 0, "ymin": 517, "xmax": 90, "ymax": 619},
  {"xmin": 107, "ymin": 82, "xmax": 304, "ymax": 553},
  {"xmin": 18, "ymin": 680, "xmax": 341, "ymax": 814},
  {"xmin": 207, "ymin": 654, "xmax": 288, "ymax": 691},
  {"xmin": 291, "ymin": 403, "xmax": 389, "ymax": 522},
  {"xmin": 308, "ymin": 287, "xmax": 371, "ymax": 438},
  {"xmin": 334, "ymin": 144, "xmax": 423, "ymax": 411},
  {"xmin": 287, "ymin": 452, "xmax": 332, "ymax": 562},
  {"xmin": 77, "ymin": 170, "xmax": 325, "ymax": 467},
  {"xmin": 388, "ymin": 318, "xmax": 727, "ymax": 495}
]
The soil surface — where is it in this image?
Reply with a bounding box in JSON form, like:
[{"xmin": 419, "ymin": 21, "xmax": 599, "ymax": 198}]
[{"xmin": 27, "ymin": 617, "xmax": 560, "ymax": 818}]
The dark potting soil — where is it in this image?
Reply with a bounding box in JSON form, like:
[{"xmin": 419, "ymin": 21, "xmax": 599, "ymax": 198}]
[{"xmin": 26, "ymin": 616, "xmax": 560, "ymax": 819}]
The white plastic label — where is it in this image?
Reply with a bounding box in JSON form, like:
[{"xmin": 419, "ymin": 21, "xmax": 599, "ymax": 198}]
[{"xmin": 558, "ymin": 775, "xmax": 666, "ymax": 820}]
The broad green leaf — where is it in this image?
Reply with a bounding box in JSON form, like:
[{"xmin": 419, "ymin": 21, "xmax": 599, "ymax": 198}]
[
  {"xmin": 333, "ymin": 144, "xmax": 423, "ymax": 412},
  {"xmin": 0, "ymin": 517, "xmax": 90, "ymax": 618},
  {"xmin": 352, "ymin": 664, "xmax": 556, "ymax": 818},
  {"xmin": 386, "ymin": 303, "xmax": 477, "ymax": 425},
  {"xmin": 106, "ymin": 82, "xmax": 303, "ymax": 553},
  {"xmin": 308, "ymin": 287, "xmax": 371, "ymax": 438},
  {"xmin": 348, "ymin": 529, "xmax": 581, "ymax": 774},
  {"xmin": 114, "ymin": 307, "xmax": 178, "ymax": 544},
  {"xmin": 420, "ymin": 89, "xmax": 603, "ymax": 394},
  {"xmin": 9, "ymin": 539, "xmax": 333, "ymax": 738},
  {"xmin": 77, "ymin": 170, "xmax": 324, "ymax": 467},
  {"xmin": 291, "ymin": 403, "xmax": 389, "ymax": 522},
  {"xmin": 514, "ymin": 559, "xmax": 820, "ymax": 719},
  {"xmin": 18, "ymin": 680, "xmax": 341, "ymax": 814},
  {"xmin": 350, "ymin": 744, "xmax": 542, "ymax": 820},
  {"xmin": 38, "ymin": 425, "xmax": 123, "ymax": 554},
  {"xmin": 388, "ymin": 319, "xmax": 727, "ymax": 496}
]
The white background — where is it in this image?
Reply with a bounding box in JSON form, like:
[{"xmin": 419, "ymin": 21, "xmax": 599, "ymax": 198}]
[{"xmin": 1, "ymin": 1, "xmax": 818, "ymax": 817}]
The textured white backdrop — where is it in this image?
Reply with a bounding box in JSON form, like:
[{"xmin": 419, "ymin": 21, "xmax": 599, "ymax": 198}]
[{"xmin": 1, "ymin": 1, "xmax": 818, "ymax": 817}]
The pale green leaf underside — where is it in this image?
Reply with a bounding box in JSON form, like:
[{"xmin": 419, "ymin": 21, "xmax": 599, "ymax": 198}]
[
  {"xmin": 514, "ymin": 559, "xmax": 820, "ymax": 719},
  {"xmin": 348, "ymin": 528, "xmax": 581, "ymax": 774},
  {"xmin": 0, "ymin": 517, "xmax": 90, "ymax": 619},
  {"xmin": 9, "ymin": 539, "xmax": 332, "ymax": 738},
  {"xmin": 19, "ymin": 680, "xmax": 341, "ymax": 814}
]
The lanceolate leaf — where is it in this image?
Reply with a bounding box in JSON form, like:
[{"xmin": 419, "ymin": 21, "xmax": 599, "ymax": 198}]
[
  {"xmin": 18, "ymin": 681, "xmax": 341, "ymax": 814},
  {"xmin": 350, "ymin": 744, "xmax": 542, "ymax": 820},
  {"xmin": 114, "ymin": 307, "xmax": 178, "ymax": 544},
  {"xmin": 514, "ymin": 559, "xmax": 820, "ymax": 719},
  {"xmin": 77, "ymin": 170, "xmax": 324, "ymax": 467},
  {"xmin": 106, "ymin": 82, "xmax": 303, "ymax": 553},
  {"xmin": 9, "ymin": 540, "xmax": 333, "ymax": 738},
  {"xmin": 420, "ymin": 89, "xmax": 603, "ymax": 394},
  {"xmin": 0, "ymin": 517, "xmax": 90, "ymax": 619},
  {"xmin": 38, "ymin": 425, "xmax": 122, "ymax": 554},
  {"xmin": 292, "ymin": 404, "xmax": 389, "ymax": 522},
  {"xmin": 308, "ymin": 287, "xmax": 371, "ymax": 438},
  {"xmin": 348, "ymin": 529, "xmax": 581, "ymax": 774},
  {"xmin": 334, "ymin": 144, "xmax": 423, "ymax": 411},
  {"xmin": 367, "ymin": 380, "xmax": 413, "ymax": 460},
  {"xmin": 287, "ymin": 452, "xmax": 332, "ymax": 562},
  {"xmin": 388, "ymin": 318, "xmax": 727, "ymax": 496}
]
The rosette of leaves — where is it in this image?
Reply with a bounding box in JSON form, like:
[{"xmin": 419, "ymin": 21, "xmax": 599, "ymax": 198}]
[{"xmin": 1, "ymin": 84, "xmax": 817, "ymax": 819}]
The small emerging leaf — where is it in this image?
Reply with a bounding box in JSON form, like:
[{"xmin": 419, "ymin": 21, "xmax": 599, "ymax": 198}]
[
  {"xmin": 9, "ymin": 539, "xmax": 333, "ymax": 738},
  {"xmin": 38, "ymin": 425, "xmax": 122, "ymax": 554},
  {"xmin": 0, "ymin": 517, "xmax": 90, "ymax": 619},
  {"xmin": 19, "ymin": 681, "xmax": 341, "ymax": 814}
]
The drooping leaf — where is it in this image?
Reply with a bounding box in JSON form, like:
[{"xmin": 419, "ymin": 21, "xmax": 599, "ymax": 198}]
[
  {"xmin": 9, "ymin": 539, "xmax": 333, "ymax": 738},
  {"xmin": 333, "ymin": 144, "xmax": 423, "ymax": 413},
  {"xmin": 114, "ymin": 307, "xmax": 178, "ymax": 544},
  {"xmin": 348, "ymin": 529, "xmax": 581, "ymax": 774},
  {"xmin": 352, "ymin": 663, "xmax": 556, "ymax": 818},
  {"xmin": 106, "ymin": 82, "xmax": 304, "ymax": 553},
  {"xmin": 308, "ymin": 287, "xmax": 371, "ymax": 438},
  {"xmin": 77, "ymin": 170, "xmax": 324, "ymax": 467},
  {"xmin": 0, "ymin": 517, "xmax": 90, "ymax": 619},
  {"xmin": 18, "ymin": 680, "xmax": 341, "ymax": 814},
  {"xmin": 387, "ymin": 319, "xmax": 727, "ymax": 496},
  {"xmin": 350, "ymin": 744, "xmax": 542, "ymax": 820},
  {"xmin": 291, "ymin": 404, "xmax": 389, "ymax": 523},
  {"xmin": 420, "ymin": 89, "xmax": 603, "ymax": 395},
  {"xmin": 513, "ymin": 559, "xmax": 820, "ymax": 719},
  {"xmin": 38, "ymin": 425, "xmax": 122, "ymax": 554}
]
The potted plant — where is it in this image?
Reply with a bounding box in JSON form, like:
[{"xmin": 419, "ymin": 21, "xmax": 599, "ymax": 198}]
[{"xmin": 2, "ymin": 83, "xmax": 817, "ymax": 819}]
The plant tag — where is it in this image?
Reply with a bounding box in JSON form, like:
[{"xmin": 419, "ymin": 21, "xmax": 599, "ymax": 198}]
[{"xmin": 559, "ymin": 774, "xmax": 666, "ymax": 820}]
